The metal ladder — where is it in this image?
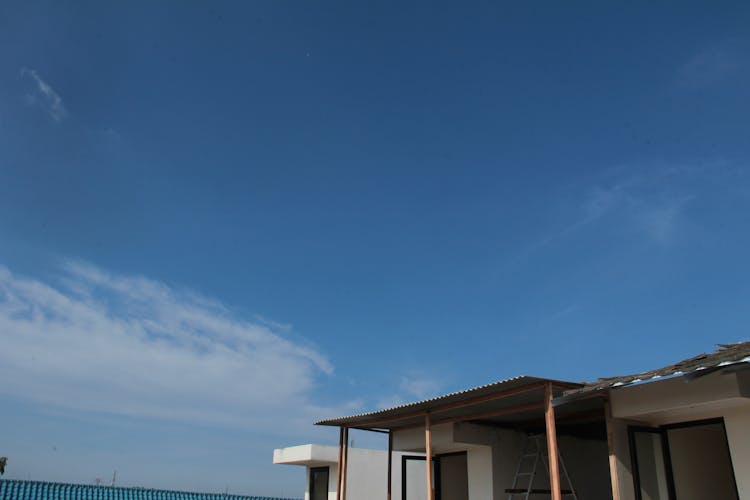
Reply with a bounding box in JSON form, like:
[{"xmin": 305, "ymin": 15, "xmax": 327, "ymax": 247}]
[{"xmin": 506, "ymin": 434, "xmax": 578, "ymax": 500}]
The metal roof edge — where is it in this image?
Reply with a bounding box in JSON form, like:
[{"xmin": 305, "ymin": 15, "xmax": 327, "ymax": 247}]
[{"xmin": 316, "ymin": 375, "xmax": 582, "ymax": 426}]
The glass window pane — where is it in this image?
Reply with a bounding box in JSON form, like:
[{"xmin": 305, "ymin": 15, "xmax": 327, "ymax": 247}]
[{"xmin": 310, "ymin": 467, "xmax": 329, "ymax": 500}]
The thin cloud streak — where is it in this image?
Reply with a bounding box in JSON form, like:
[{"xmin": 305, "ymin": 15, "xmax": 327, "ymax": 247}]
[
  {"xmin": 546, "ymin": 168, "xmax": 697, "ymax": 247},
  {"xmin": 678, "ymin": 46, "xmax": 742, "ymax": 89},
  {"xmin": 0, "ymin": 262, "xmax": 334, "ymax": 432},
  {"xmin": 373, "ymin": 374, "xmax": 442, "ymax": 410},
  {"xmin": 20, "ymin": 67, "xmax": 67, "ymax": 122}
]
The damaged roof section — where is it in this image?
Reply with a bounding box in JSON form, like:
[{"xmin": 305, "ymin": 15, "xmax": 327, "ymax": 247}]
[{"xmin": 562, "ymin": 341, "xmax": 750, "ymax": 400}]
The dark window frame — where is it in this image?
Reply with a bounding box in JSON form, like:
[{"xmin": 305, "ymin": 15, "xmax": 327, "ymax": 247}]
[
  {"xmin": 309, "ymin": 466, "xmax": 329, "ymax": 500},
  {"xmin": 434, "ymin": 451, "xmax": 467, "ymax": 500},
  {"xmin": 401, "ymin": 451, "xmax": 468, "ymax": 500},
  {"xmin": 628, "ymin": 417, "xmax": 738, "ymax": 500},
  {"xmin": 401, "ymin": 455, "xmax": 426, "ymax": 500}
]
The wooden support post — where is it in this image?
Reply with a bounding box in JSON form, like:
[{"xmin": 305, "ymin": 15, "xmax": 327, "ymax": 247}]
[
  {"xmin": 604, "ymin": 399, "xmax": 621, "ymax": 500},
  {"xmin": 342, "ymin": 427, "xmax": 350, "ymax": 500},
  {"xmin": 425, "ymin": 413, "xmax": 434, "ymax": 500},
  {"xmin": 387, "ymin": 431, "xmax": 393, "ymax": 500},
  {"xmin": 544, "ymin": 382, "xmax": 562, "ymax": 500},
  {"xmin": 336, "ymin": 427, "xmax": 344, "ymax": 500}
]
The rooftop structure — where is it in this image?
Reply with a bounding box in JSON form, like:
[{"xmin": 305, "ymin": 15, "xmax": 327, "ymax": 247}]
[{"xmin": 0, "ymin": 480, "xmax": 299, "ymax": 500}]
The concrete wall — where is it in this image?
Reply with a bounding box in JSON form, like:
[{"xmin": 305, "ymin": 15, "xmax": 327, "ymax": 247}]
[
  {"xmin": 557, "ymin": 435, "xmax": 612, "ymax": 500},
  {"xmin": 393, "ymin": 422, "xmax": 611, "ymax": 500},
  {"xmin": 393, "ymin": 423, "xmax": 455, "ymax": 453},
  {"xmin": 276, "ymin": 445, "xmax": 414, "ymax": 500},
  {"xmin": 394, "ymin": 423, "xmax": 497, "ymax": 500},
  {"xmin": 491, "ymin": 428, "xmax": 525, "ymax": 500},
  {"xmin": 303, "ymin": 464, "xmax": 338, "ymax": 500},
  {"xmin": 466, "ymin": 446, "xmax": 492, "ymax": 500},
  {"xmin": 438, "ymin": 454, "xmax": 468, "ymax": 500}
]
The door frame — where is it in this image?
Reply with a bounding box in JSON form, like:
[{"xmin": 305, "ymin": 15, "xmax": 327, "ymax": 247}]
[
  {"xmin": 401, "ymin": 451, "xmax": 469, "ymax": 500},
  {"xmin": 309, "ymin": 466, "xmax": 330, "ymax": 500},
  {"xmin": 433, "ymin": 451, "xmax": 468, "ymax": 500},
  {"xmin": 628, "ymin": 417, "xmax": 738, "ymax": 500}
]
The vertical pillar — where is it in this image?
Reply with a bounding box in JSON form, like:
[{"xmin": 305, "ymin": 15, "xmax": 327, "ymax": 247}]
[
  {"xmin": 387, "ymin": 431, "xmax": 393, "ymax": 500},
  {"xmin": 342, "ymin": 427, "xmax": 350, "ymax": 500},
  {"xmin": 425, "ymin": 413, "xmax": 434, "ymax": 500},
  {"xmin": 336, "ymin": 427, "xmax": 344, "ymax": 500},
  {"xmin": 604, "ymin": 399, "xmax": 621, "ymax": 500},
  {"xmin": 544, "ymin": 382, "xmax": 562, "ymax": 500}
]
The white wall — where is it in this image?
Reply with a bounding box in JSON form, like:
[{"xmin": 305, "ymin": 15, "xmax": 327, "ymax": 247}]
[
  {"xmin": 466, "ymin": 446, "xmax": 492, "ymax": 500},
  {"xmin": 303, "ymin": 464, "xmax": 338, "ymax": 500},
  {"xmin": 393, "ymin": 423, "xmax": 455, "ymax": 453},
  {"xmin": 610, "ymin": 372, "xmax": 747, "ymax": 421},
  {"xmin": 724, "ymin": 404, "xmax": 750, "ymax": 499},
  {"xmin": 607, "ymin": 371, "xmax": 750, "ymax": 500},
  {"xmin": 438, "ymin": 454, "xmax": 469, "ymax": 500},
  {"xmin": 277, "ymin": 445, "xmax": 417, "ymax": 500}
]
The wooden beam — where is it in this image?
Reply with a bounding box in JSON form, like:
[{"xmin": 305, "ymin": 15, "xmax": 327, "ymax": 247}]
[
  {"xmin": 336, "ymin": 427, "xmax": 344, "ymax": 500},
  {"xmin": 342, "ymin": 427, "xmax": 349, "ymax": 500},
  {"xmin": 544, "ymin": 382, "xmax": 562, "ymax": 500},
  {"xmin": 352, "ymin": 382, "xmax": 546, "ymax": 428},
  {"xmin": 604, "ymin": 399, "xmax": 621, "ymax": 500},
  {"xmin": 387, "ymin": 431, "xmax": 393, "ymax": 500},
  {"xmin": 425, "ymin": 413, "xmax": 434, "ymax": 500}
]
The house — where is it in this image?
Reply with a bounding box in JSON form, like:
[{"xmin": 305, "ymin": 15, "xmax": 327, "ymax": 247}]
[
  {"xmin": 292, "ymin": 342, "xmax": 750, "ymax": 500},
  {"xmin": 273, "ymin": 444, "xmax": 422, "ymax": 500}
]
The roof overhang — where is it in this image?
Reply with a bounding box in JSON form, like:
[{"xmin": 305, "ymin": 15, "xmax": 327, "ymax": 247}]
[
  {"xmin": 316, "ymin": 376, "xmax": 588, "ymax": 432},
  {"xmin": 554, "ymin": 354, "xmax": 750, "ymax": 407},
  {"xmin": 273, "ymin": 444, "xmax": 340, "ymax": 466}
]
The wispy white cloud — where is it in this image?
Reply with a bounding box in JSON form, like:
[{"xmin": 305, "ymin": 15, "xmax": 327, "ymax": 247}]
[
  {"xmin": 399, "ymin": 376, "xmax": 441, "ymax": 400},
  {"xmin": 509, "ymin": 165, "xmax": 708, "ymax": 267},
  {"xmin": 374, "ymin": 374, "xmax": 442, "ymax": 410},
  {"xmin": 20, "ymin": 67, "xmax": 67, "ymax": 122},
  {"xmin": 631, "ymin": 194, "xmax": 695, "ymax": 245},
  {"xmin": 678, "ymin": 46, "xmax": 742, "ymax": 89},
  {"xmin": 0, "ymin": 262, "xmax": 336, "ymax": 432},
  {"xmin": 576, "ymin": 175, "xmax": 694, "ymax": 246}
]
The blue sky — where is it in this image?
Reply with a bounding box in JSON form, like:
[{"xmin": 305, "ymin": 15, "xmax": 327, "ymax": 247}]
[{"xmin": 1, "ymin": 1, "xmax": 750, "ymax": 496}]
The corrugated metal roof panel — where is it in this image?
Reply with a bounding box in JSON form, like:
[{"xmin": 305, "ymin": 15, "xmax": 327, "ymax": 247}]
[
  {"xmin": 316, "ymin": 375, "xmax": 582, "ymax": 427},
  {"xmin": 0, "ymin": 481, "xmax": 299, "ymax": 500}
]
